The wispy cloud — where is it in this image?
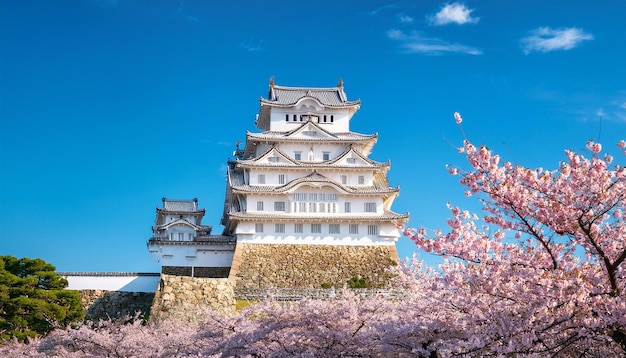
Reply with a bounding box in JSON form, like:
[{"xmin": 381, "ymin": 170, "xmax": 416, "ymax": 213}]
[
  {"xmin": 387, "ymin": 29, "xmax": 482, "ymax": 55},
  {"xmin": 360, "ymin": 4, "xmax": 398, "ymax": 16},
  {"xmin": 428, "ymin": 2, "xmax": 479, "ymax": 26},
  {"xmin": 239, "ymin": 38, "xmax": 264, "ymax": 52},
  {"xmin": 520, "ymin": 27, "xmax": 593, "ymax": 54},
  {"xmin": 397, "ymin": 13, "xmax": 414, "ymax": 23}
]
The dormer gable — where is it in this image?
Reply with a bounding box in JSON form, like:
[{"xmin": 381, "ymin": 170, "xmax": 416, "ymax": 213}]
[
  {"xmin": 328, "ymin": 146, "xmax": 388, "ymax": 167},
  {"xmin": 250, "ymin": 145, "xmax": 297, "ymax": 165},
  {"xmin": 284, "ymin": 121, "xmax": 338, "ymax": 140}
]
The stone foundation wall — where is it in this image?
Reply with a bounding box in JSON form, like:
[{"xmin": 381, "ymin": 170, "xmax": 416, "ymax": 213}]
[
  {"xmin": 229, "ymin": 243, "xmax": 398, "ymax": 289},
  {"xmin": 149, "ymin": 274, "xmax": 235, "ymax": 323},
  {"xmin": 79, "ymin": 290, "xmax": 155, "ymax": 321}
]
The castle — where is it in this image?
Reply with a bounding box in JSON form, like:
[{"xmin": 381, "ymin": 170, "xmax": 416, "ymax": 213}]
[{"xmin": 147, "ymin": 79, "xmax": 408, "ymax": 289}]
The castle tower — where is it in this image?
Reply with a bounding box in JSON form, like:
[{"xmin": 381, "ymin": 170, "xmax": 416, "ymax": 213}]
[
  {"xmin": 223, "ymin": 79, "xmax": 408, "ymax": 289},
  {"xmin": 147, "ymin": 198, "xmax": 235, "ymax": 277}
]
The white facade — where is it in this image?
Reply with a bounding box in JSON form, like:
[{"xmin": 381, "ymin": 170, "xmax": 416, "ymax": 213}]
[
  {"xmin": 222, "ymin": 80, "xmax": 408, "ymax": 246},
  {"xmin": 147, "ymin": 198, "xmax": 235, "ymax": 271}
]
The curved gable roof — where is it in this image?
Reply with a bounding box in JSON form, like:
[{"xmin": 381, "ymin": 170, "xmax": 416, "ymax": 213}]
[{"xmin": 262, "ymin": 82, "xmax": 360, "ymax": 108}]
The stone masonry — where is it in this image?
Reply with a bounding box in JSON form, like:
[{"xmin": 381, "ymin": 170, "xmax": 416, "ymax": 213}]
[
  {"xmin": 149, "ymin": 274, "xmax": 236, "ymax": 323},
  {"xmin": 78, "ymin": 290, "xmax": 155, "ymax": 321},
  {"xmin": 229, "ymin": 243, "xmax": 398, "ymax": 289}
]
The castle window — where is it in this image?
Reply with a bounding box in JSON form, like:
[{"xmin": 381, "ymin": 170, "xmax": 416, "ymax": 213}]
[
  {"xmin": 178, "ymin": 233, "xmax": 184, "ymax": 240},
  {"xmin": 294, "ymin": 223, "xmax": 303, "ymax": 233},
  {"xmin": 364, "ymin": 202, "xmax": 376, "ymax": 212},
  {"xmin": 285, "ymin": 114, "xmax": 289, "ymax": 121},
  {"xmin": 258, "ymin": 174, "xmax": 265, "ymax": 184},
  {"xmin": 358, "ymin": 175, "xmax": 365, "ymax": 185},
  {"xmin": 311, "ymin": 223, "xmax": 321, "ymax": 233},
  {"xmin": 329, "ymin": 224, "xmax": 340, "ymax": 234},
  {"xmin": 257, "ymin": 201, "xmax": 264, "ymax": 211},
  {"xmin": 274, "ymin": 201, "xmax": 285, "ymax": 211},
  {"xmin": 323, "ymin": 115, "xmax": 327, "ymax": 122},
  {"xmin": 344, "ymin": 202, "xmax": 351, "ymax": 213},
  {"xmin": 319, "ymin": 203, "xmax": 326, "ymax": 213},
  {"xmin": 293, "ymin": 114, "xmax": 297, "ymax": 121},
  {"xmin": 278, "ymin": 174, "xmax": 285, "ymax": 184},
  {"xmin": 349, "ymin": 224, "xmax": 359, "ymax": 234},
  {"xmin": 367, "ymin": 225, "xmax": 378, "ymax": 235},
  {"xmin": 294, "ymin": 152, "xmax": 302, "ymax": 160},
  {"xmin": 308, "ymin": 202, "xmax": 317, "ymax": 213},
  {"xmin": 255, "ymin": 223, "xmax": 264, "ymax": 233},
  {"xmin": 268, "ymin": 156, "xmax": 279, "ymax": 163},
  {"xmin": 341, "ymin": 175, "xmax": 347, "ymax": 184},
  {"xmin": 275, "ymin": 223, "xmax": 285, "ymax": 233},
  {"xmin": 331, "ymin": 115, "xmax": 334, "ymax": 122},
  {"xmin": 323, "ymin": 152, "xmax": 330, "ymax": 161},
  {"xmin": 347, "ymin": 157, "xmax": 356, "ymax": 164}
]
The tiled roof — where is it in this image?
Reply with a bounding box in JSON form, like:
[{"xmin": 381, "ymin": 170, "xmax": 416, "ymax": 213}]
[
  {"xmin": 161, "ymin": 198, "xmax": 200, "ymax": 212},
  {"xmin": 227, "ymin": 210, "xmax": 409, "ymax": 222},
  {"xmin": 236, "ymin": 145, "xmax": 388, "ymax": 169},
  {"xmin": 230, "ymin": 171, "xmax": 399, "ymax": 195},
  {"xmin": 262, "ymin": 83, "xmax": 361, "ymax": 108},
  {"xmin": 246, "ymin": 130, "xmax": 376, "ymax": 142}
]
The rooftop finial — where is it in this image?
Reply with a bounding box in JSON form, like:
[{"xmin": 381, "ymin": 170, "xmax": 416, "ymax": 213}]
[
  {"xmin": 269, "ymin": 76, "xmax": 275, "ymax": 87},
  {"xmin": 337, "ymin": 77, "xmax": 343, "ymax": 88}
]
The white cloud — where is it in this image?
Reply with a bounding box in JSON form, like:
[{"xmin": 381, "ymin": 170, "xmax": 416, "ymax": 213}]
[
  {"xmin": 429, "ymin": 2, "xmax": 479, "ymax": 26},
  {"xmin": 398, "ymin": 13, "xmax": 414, "ymax": 23},
  {"xmin": 386, "ymin": 29, "xmax": 482, "ymax": 55},
  {"xmin": 521, "ymin": 27, "xmax": 593, "ymax": 54}
]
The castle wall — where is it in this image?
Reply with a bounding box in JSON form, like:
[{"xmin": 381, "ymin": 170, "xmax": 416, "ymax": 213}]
[
  {"xmin": 149, "ymin": 274, "xmax": 236, "ymax": 323},
  {"xmin": 79, "ymin": 290, "xmax": 155, "ymax": 321},
  {"xmin": 229, "ymin": 243, "xmax": 398, "ymax": 289}
]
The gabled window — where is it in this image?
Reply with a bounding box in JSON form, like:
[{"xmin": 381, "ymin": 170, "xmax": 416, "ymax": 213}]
[
  {"xmin": 268, "ymin": 156, "xmax": 279, "ymax": 163},
  {"xmin": 274, "ymin": 201, "xmax": 285, "ymax": 211},
  {"xmin": 347, "ymin": 157, "xmax": 356, "ymax": 164}
]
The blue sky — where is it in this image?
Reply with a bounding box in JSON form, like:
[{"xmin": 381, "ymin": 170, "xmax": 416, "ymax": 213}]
[{"xmin": 1, "ymin": 0, "xmax": 624, "ymax": 272}]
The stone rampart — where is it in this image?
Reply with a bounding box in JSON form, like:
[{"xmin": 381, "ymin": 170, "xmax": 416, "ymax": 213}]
[
  {"xmin": 78, "ymin": 290, "xmax": 155, "ymax": 321},
  {"xmin": 149, "ymin": 274, "xmax": 236, "ymax": 323},
  {"xmin": 230, "ymin": 243, "xmax": 398, "ymax": 289}
]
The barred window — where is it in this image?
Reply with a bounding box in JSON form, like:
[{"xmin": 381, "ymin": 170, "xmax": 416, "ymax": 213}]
[
  {"xmin": 347, "ymin": 157, "xmax": 357, "ymax": 164},
  {"xmin": 255, "ymin": 223, "xmax": 264, "ymax": 233},
  {"xmin": 349, "ymin": 224, "xmax": 359, "ymax": 234},
  {"xmin": 311, "ymin": 224, "xmax": 322, "ymax": 233},
  {"xmin": 358, "ymin": 175, "xmax": 365, "ymax": 185},
  {"xmin": 364, "ymin": 202, "xmax": 376, "ymax": 212},
  {"xmin": 278, "ymin": 174, "xmax": 285, "ymax": 184},
  {"xmin": 257, "ymin": 201, "xmax": 264, "ymax": 211},
  {"xmin": 367, "ymin": 225, "xmax": 378, "ymax": 235},
  {"xmin": 275, "ymin": 223, "xmax": 285, "ymax": 233},
  {"xmin": 258, "ymin": 174, "xmax": 265, "ymax": 184},
  {"xmin": 268, "ymin": 156, "xmax": 279, "ymax": 163},
  {"xmin": 274, "ymin": 201, "xmax": 285, "ymax": 211},
  {"xmin": 294, "ymin": 223, "xmax": 304, "ymax": 233},
  {"xmin": 344, "ymin": 202, "xmax": 351, "ymax": 213},
  {"xmin": 341, "ymin": 175, "xmax": 347, "ymax": 184},
  {"xmin": 329, "ymin": 224, "xmax": 340, "ymax": 234}
]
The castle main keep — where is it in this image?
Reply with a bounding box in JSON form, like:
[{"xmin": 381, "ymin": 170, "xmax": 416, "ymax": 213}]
[{"xmin": 148, "ymin": 79, "xmax": 408, "ymax": 289}]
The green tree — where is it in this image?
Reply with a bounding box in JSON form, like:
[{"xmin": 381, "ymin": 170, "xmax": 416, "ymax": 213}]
[{"xmin": 0, "ymin": 256, "xmax": 84, "ymax": 342}]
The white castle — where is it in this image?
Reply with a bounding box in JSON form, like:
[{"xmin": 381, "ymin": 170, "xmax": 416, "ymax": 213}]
[{"xmin": 148, "ymin": 79, "xmax": 408, "ymax": 288}]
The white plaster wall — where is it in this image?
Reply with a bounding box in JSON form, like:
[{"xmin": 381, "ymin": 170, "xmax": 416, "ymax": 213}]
[
  {"xmin": 269, "ymin": 107, "xmax": 353, "ymax": 133},
  {"xmin": 64, "ymin": 275, "xmax": 160, "ymax": 292},
  {"xmin": 150, "ymin": 246, "xmax": 234, "ymax": 267}
]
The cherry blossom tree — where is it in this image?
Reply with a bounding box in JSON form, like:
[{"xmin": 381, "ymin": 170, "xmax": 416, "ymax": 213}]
[{"xmin": 402, "ymin": 112, "xmax": 626, "ymax": 355}]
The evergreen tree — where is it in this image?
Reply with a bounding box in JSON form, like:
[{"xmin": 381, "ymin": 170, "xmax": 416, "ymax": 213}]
[{"xmin": 0, "ymin": 256, "xmax": 84, "ymax": 342}]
